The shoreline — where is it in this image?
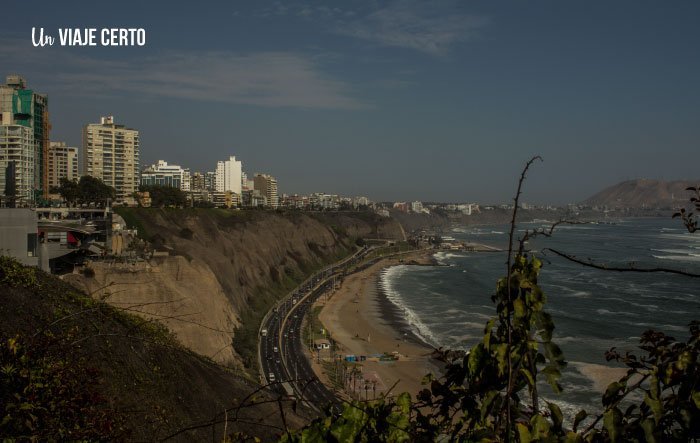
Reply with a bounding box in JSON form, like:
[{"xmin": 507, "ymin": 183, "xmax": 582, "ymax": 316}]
[
  {"xmin": 314, "ymin": 249, "xmax": 441, "ymax": 400},
  {"xmin": 374, "ymin": 266, "xmax": 438, "ymax": 350}
]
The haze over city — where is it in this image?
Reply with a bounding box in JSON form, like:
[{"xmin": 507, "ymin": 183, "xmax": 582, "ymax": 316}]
[{"xmin": 1, "ymin": 0, "xmax": 698, "ymax": 203}]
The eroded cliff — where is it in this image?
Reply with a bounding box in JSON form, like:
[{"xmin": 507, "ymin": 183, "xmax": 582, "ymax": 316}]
[{"xmin": 67, "ymin": 209, "xmax": 405, "ymax": 368}]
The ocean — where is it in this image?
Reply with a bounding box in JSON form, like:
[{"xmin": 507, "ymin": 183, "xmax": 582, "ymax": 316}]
[{"xmin": 379, "ymin": 217, "xmax": 699, "ymax": 417}]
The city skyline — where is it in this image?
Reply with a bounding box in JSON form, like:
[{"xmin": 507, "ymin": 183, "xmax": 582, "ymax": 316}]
[{"xmin": 1, "ymin": 1, "xmax": 698, "ymax": 203}]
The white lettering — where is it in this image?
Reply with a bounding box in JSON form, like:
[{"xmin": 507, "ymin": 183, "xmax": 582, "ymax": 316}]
[
  {"xmin": 100, "ymin": 28, "xmax": 146, "ymax": 46},
  {"xmin": 33, "ymin": 27, "xmax": 146, "ymax": 47},
  {"xmin": 101, "ymin": 29, "xmax": 110, "ymax": 46},
  {"xmin": 56, "ymin": 28, "xmax": 97, "ymax": 46},
  {"xmin": 31, "ymin": 27, "xmax": 54, "ymax": 47},
  {"xmin": 136, "ymin": 28, "xmax": 146, "ymax": 46},
  {"xmin": 58, "ymin": 28, "xmax": 69, "ymax": 46}
]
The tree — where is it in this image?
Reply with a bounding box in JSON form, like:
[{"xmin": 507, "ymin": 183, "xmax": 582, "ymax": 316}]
[
  {"xmin": 77, "ymin": 176, "xmax": 116, "ymax": 205},
  {"xmin": 51, "ymin": 177, "xmax": 79, "ymax": 205},
  {"xmin": 51, "ymin": 176, "xmax": 115, "ymax": 206},
  {"xmin": 138, "ymin": 184, "xmax": 186, "ymax": 208},
  {"xmin": 673, "ymin": 185, "xmax": 699, "ymax": 233}
]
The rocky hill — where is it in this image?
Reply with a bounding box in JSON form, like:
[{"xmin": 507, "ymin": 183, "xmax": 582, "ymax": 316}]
[{"xmin": 583, "ymin": 179, "xmax": 699, "ymax": 209}]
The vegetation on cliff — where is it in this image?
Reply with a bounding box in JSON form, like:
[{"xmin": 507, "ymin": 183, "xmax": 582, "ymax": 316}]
[
  {"xmin": 0, "ymin": 256, "xmax": 303, "ymax": 440},
  {"xmin": 111, "ymin": 208, "xmax": 404, "ymax": 368}
]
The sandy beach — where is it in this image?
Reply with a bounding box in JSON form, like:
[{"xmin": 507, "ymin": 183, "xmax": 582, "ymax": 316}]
[{"xmin": 313, "ymin": 250, "xmax": 440, "ymax": 401}]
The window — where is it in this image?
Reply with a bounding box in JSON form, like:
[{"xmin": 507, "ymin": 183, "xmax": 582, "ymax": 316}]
[{"xmin": 27, "ymin": 233, "xmax": 37, "ymax": 257}]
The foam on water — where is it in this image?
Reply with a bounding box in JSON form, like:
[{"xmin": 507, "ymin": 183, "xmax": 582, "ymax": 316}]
[
  {"xmin": 652, "ymin": 254, "xmax": 700, "ymax": 262},
  {"xmin": 433, "ymin": 251, "xmax": 467, "ymax": 265},
  {"xmin": 596, "ymin": 308, "xmax": 638, "ymax": 317},
  {"xmin": 650, "ymin": 248, "xmax": 699, "ymax": 254},
  {"xmin": 379, "ymin": 266, "xmax": 442, "ymax": 347}
]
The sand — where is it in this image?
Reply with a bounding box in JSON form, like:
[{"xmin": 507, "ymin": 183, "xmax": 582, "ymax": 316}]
[{"xmin": 313, "ymin": 251, "xmax": 440, "ymax": 401}]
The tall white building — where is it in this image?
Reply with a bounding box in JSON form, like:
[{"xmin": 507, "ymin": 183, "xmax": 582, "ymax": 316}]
[
  {"xmin": 0, "ymin": 125, "xmax": 34, "ymax": 205},
  {"xmin": 83, "ymin": 116, "xmax": 139, "ymax": 204},
  {"xmin": 215, "ymin": 156, "xmax": 242, "ymax": 195},
  {"xmin": 47, "ymin": 142, "xmax": 79, "ymax": 190},
  {"xmin": 141, "ymin": 160, "xmax": 190, "ymax": 191}
]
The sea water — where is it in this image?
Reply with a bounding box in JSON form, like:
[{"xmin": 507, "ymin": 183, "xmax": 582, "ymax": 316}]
[{"xmin": 379, "ymin": 217, "xmax": 699, "ymax": 417}]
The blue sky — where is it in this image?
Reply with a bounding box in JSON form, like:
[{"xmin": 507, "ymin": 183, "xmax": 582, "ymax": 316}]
[{"xmin": 1, "ymin": 1, "xmax": 698, "ymax": 203}]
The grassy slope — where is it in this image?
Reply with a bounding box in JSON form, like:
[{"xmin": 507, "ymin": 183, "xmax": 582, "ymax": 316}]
[{"xmin": 0, "ymin": 257, "xmax": 303, "ymax": 441}]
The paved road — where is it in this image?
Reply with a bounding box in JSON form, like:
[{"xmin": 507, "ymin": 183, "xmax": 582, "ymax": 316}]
[{"xmin": 259, "ymin": 246, "xmax": 373, "ymax": 413}]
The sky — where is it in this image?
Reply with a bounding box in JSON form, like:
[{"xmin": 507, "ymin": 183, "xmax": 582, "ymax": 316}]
[{"xmin": 1, "ymin": 1, "xmax": 698, "ymax": 204}]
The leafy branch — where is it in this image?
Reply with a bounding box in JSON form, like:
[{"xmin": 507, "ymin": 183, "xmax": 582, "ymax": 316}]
[{"xmin": 672, "ymin": 185, "xmax": 700, "ymax": 233}]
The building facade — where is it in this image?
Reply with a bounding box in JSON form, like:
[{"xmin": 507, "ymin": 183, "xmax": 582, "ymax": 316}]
[
  {"xmin": 82, "ymin": 116, "xmax": 139, "ymax": 204},
  {"xmin": 253, "ymin": 173, "xmax": 279, "ymax": 208},
  {"xmin": 204, "ymin": 171, "xmax": 216, "ymax": 192},
  {"xmin": 0, "ymin": 75, "xmax": 49, "ymax": 203},
  {"xmin": 215, "ymin": 156, "xmax": 242, "ymax": 195},
  {"xmin": 0, "ymin": 125, "xmax": 34, "ymax": 206},
  {"xmin": 0, "ymin": 208, "xmax": 38, "ymax": 266},
  {"xmin": 190, "ymin": 171, "xmax": 206, "ymax": 191},
  {"xmin": 141, "ymin": 160, "xmax": 190, "ymax": 191},
  {"xmin": 47, "ymin": 142, "xmax": 79, "ymax": 190}
]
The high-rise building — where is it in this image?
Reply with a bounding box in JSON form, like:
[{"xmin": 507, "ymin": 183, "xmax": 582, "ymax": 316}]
[
  {"xmin": 0, "ymin": 126, "xmax": 34, "ymax": 206},
  {"xmin": 83, "ymin": 116, "xmax": 139, "ymax": 204},
  {"xmin": 205, "ymin": 171, "xmax": 216, "ymax": 191},
  {"xmin": 191, "ymin": 171, "xmax": 206, "ymax": 191},
  {"xmin": 141, "ymin": 160, "xmax": 189, "ymax": 191},
  {"xmin": 0, "ymin": 75, "xmax": 50, "ymax": 202},
  {"xmin": 182, "ymin": 168, "xmax": 191, "ymax": 192},
  {"xmin": 215, "ymin": 156, "xmax": 242, "ymax": 195},
  {"xmin": 253, "ymin": 173, "xmax": 279, "ymax": 208},
  {"xmin": 47, "ymin": 142, "xmax": 78, "ymax": 190}
]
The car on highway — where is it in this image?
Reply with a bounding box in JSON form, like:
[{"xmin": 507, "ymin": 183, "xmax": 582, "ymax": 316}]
[
  {"xmin": 273, "ymin": 346, "xmax": 278, "ymax": 353},
  {"xmin": 269, "ymin": 372, "xmax": 275, "ymax": 382}
]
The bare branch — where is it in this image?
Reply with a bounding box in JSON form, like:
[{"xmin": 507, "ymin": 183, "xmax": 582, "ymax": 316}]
[
  {"xmin": 516, "ymin": 220, "xmax": 591, "ymax": 256},
  {"xmin": 544, "ymin": 248, "xmax": 700, "ymax": 278},
  {"xmin": 504, "ymin": 155, "xmax": 542, "ymax": 439}
]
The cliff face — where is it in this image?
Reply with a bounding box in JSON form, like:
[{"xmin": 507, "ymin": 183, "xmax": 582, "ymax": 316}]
[
  {"xmin": 66, "ymin": 256, "xmax": 240, "ymax": 365},
  {"xmin": 69, "ymin": 209, "xmax": 404, "ymax": 367}
]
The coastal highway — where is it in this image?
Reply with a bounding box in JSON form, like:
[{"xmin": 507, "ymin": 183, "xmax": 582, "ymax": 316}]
[
  {"xmin": 258, "ymin": 244, "xmax": 427, "ymax": 413},
  {"xmin": 259, "ymin": 246, "xmax": 373, "ymax": 413}
]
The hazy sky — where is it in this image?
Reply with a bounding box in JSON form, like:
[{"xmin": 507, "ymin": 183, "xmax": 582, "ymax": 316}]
[{"xmin": 1, "ymin": 1, "xmax": 698, "ymax": 203}]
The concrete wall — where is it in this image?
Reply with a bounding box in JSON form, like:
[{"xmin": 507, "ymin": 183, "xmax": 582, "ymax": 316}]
[{"xmin": 0, "ymin": 208, "xmax": 38, "ymax": 266}]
